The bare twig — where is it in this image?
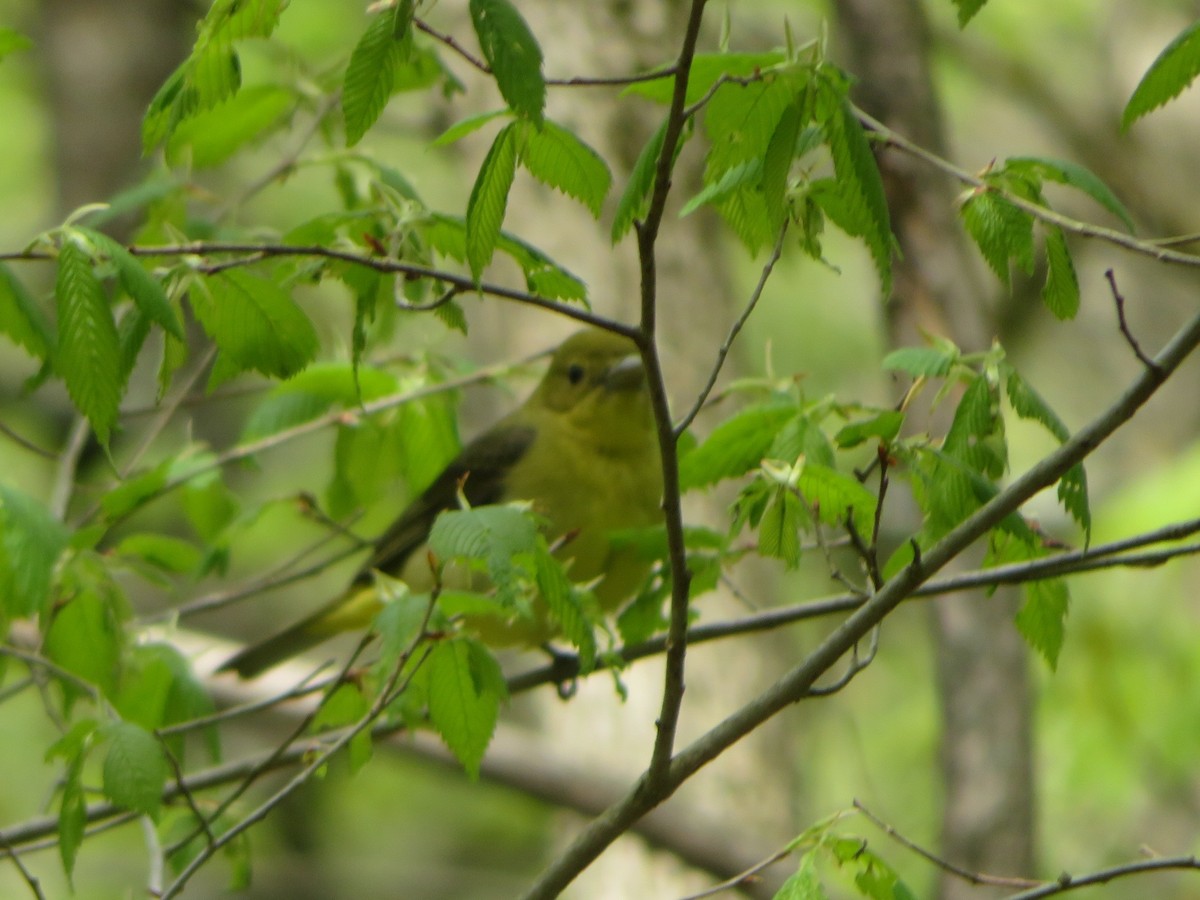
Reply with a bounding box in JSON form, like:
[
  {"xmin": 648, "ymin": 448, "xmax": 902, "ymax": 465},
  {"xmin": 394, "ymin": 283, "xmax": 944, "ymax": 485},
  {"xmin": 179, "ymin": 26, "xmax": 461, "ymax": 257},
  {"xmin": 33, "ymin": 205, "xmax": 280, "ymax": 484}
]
[
  {"xmin": 854, "ymin": 800, "xmax": 1038, "ymax": 889},
  {"xmin": 0, "ymin": 829, "xmax": 46, "ymax": 900},
  {"xmin": 674, "ymin": 223, "xmax": 789, "ymax": 436},
  {"xmin": 1006, "ymin": 855, "xmax": 1200, "ymax": 899},
  {"xmin": 49, "ymin": 417, "xmax": 89, "ymax": 521},
  {"xmin": 1104, "ymin": 269, "xmax": 1160, "ymax": 372},
  {"xmin": 0, "ymin": 420, "xmax": 57, "ymax": 460}
]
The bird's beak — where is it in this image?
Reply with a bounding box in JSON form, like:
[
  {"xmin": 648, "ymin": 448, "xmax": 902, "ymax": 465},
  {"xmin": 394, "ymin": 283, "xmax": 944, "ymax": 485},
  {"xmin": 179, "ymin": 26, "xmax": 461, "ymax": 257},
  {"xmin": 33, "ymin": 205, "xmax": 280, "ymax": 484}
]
[{"xmin": 604, "ymin": 352, "xmax": 647, "ymax": 391}]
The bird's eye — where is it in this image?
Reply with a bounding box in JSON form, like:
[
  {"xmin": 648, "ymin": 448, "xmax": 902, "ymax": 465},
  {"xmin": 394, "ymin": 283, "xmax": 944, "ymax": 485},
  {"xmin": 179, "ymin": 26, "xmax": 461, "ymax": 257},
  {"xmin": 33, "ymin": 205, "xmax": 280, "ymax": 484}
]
[{"xmin": 566, "ymin": 363, "xmax": 586, "ymax": 385}]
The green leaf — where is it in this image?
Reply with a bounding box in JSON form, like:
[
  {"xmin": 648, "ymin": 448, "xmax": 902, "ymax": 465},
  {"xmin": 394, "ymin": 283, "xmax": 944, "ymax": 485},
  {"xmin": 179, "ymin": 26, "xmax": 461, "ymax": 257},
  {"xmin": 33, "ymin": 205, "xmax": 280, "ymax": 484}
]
[
  {"xmin": 1122, "ymin": 20, "xmax": 1200, "ymax": 129},
  {"xmin": 703, "ymin": 69, "xmax": 803, "ymax": 176},
  {"xmin": 117, "ymin": 533, "xmax": 203, "ymax": 575},
  {"xmin": 469, "ymin": 0, "xmax": 545, "ymax": 124},
  {"xmin": 0, "ymin": 27, "xmax": 33, "ymax": 62},
  {"xmin": 429, "ymin": 504, "xmax": 539, "ymax": 604},
  {"xmin": 679, "ymin": 403, "xmax": 798, "ymax": 490},
  {"xmin": 1016, "ymin": 576, "xmax": 1069, "ymax": 669},
  {"xmin": 44, "ymin": 588, "xmax": 124, "ymax": 698},
  {"xmin": 880, "ymin": 344, "xmax": 959, "ymax": 378},
  {"xmin": 343, "ymin": 6, "xmax": 412, "ymax": 146},
  {"xmin": 835, "ymin": 410, "xmax": 905, "ymax": 448},
  {"xmin": 1058, "ymin": 463, "xmax": 1091, "ymax": 542},
  {"xmin": 240, "ymin": 363, "xmax": 397, "ymax": 442},
  {"xmin": 758, "ymin": 488, "xmax": 803, "ymax": 567},
  {"xmin": 166, "ymin": 84, "xmax": 295, "ymax": 167},
  {"xmin": 951, "ymin": 0, "xmax": 989, "ymax": 27},
  {"xmin": 817, "ymin": 73, "xmax": 893, "ymax": 292},
  {"xmin": 101, "ymin": 721, "xmax": 168, "ymax": 818},
  {"xmin": 680, "ymin": 158, "xmax": 762, "ymax": 218},
  {"xmin": 56, "ymin": 239, "xmax": 122, "ymax": 443},
  {"xmin": 59, "ymin": 759, "xmax": 86, "ymax": 882},
  {"xmin": 432, "ymin": 109, "xmax": 509, "ymax": 146},
  {"xmin": 612, "ymin": 118, "xmax": 667, "ymax": 242},
  {"xmin": 800, "ymin": 463, "xmax": 877, "ymax": 535},
  {"xmin": 518, "ymin": 120, "xmax": 612, "ymax": 218},
  {"xmin": 77, "ymin": 229, "xmax": 184, "ymax": 339},
  {"xmin": 1006, "ymin": 156, "xmax": 1135, "ymax": 233},
  {"xmin": 312, "ymin": 683, "xmax": 373, "ymax": 772},
  {"xmin": 959, "ymin": 189, "xmax": 1034, "ymax": 287},
  {"xmin": 774, "ymin": 850, "xmax": 827, "ymax": 900},
  {"xmin": 1040, "ymin": 225, "xmax": 1080, "ymax": 319},
  {"xmin": 192, "ymin": 270, "xmax": 318, "ymax": 380},
  {"xmin": 372, "ymin": 576, "xmax": 429, "ymax": 671},
  {"xmin": 425, "ymin": 637, "xmax": 503, "ymax": 778},
  {"xmin": 1003, "ymin": 364, "xmax": 1068, "ymax": 442},
  {"xmin": 0, "ymin": 484, "xmax": 69, "ymax": 619},
  {"xmin": 534, "ymin": 540, "xmax": 596, "ymax": 673},
  {"xmin": 466, "ymin": 123, "xmax": 519, "ymax": 280},
  {"xmin": 0, "ymin": 262, "xmax": 53, "ymax": 358}
]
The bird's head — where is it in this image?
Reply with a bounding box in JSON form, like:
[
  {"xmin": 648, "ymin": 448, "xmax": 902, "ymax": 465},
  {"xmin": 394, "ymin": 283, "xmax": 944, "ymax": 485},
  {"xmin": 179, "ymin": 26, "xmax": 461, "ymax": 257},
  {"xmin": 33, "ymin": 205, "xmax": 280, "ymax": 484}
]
[{"xmin": 533, "ymin": 328, "xmax": 656, "ymax": 455}]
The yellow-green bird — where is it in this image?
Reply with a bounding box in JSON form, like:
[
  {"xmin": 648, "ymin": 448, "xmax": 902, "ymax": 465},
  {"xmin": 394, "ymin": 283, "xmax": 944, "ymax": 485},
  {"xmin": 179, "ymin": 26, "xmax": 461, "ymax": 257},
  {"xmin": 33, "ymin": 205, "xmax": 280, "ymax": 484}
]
[{"xmin": 220, "ymin": 327, "xmax": 663, "ymax": 678}]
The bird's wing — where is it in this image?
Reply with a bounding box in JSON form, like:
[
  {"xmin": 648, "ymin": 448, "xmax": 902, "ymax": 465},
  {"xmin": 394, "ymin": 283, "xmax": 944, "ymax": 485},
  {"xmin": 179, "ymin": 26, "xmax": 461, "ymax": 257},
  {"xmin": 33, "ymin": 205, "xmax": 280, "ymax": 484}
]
[{"xmin": 355, "ymin": 421, "xmax": 537, "ymax": 582}]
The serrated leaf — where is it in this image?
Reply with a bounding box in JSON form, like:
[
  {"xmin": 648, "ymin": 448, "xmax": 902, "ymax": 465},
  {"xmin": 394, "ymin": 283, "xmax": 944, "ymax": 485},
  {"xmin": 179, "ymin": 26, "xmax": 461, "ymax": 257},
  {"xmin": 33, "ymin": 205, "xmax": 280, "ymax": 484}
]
[
  {"xmin": 704, "ymin": 69, "xmax": 803, "ymax": 177},
  {"xmin": 1003, "ymin": 364, "xmax": 1068, "ymax": 442},
  {"xmin": 191, "ymin": 270, "xmax": 318, "ymax": 380},
  {"xmin": 881, "ymin": 344, "xmax": 959, "ymax": 377},
  {"xmin": 312, "ymin": 683, "xmax": 373, "ymax": 772},
  {"xmin": 44, "ymin": 588, "xmax": 124, "ymax": 698},
  {"xmin": 0, "ymin": 262, "xmax": 52, "ymax": 358},
  {"xmin": 680, "ymin": 158, "xmax": 762, "ymax": 217},
  {"xmin": 774, "ymin": 850, "xmax": 826, "ymax": 900},
  {"xmin": 518, "ymin": 119, "xmax": 611, "ymax": 217},
  {"xmin": 1015, "ymin": 576, "xmax": 1069, "ymax": 669},
  {"xmin": 1058, "ymin": 462, "xmax": 1091, "ymax": 542},
  {"xmin": 432, "ymin": 109, "xmax": 509, "ymax": 146},
  {"xmin": 429, "ymin": 504, "xmax": 538, "ymax": 603},
  {"xmin": 77, "ymin": 229, "xmax": 184, "ymax": 339},
  {"xmin": 960, "ymin": 189, "xmax": 1034, "ymax": 287},
  {"xmin": 1041, "ymin": 225, "xmax": 1080, "ymax": 319},
  {"xmin": 425, "ymin": 638, "xmax": 501, "ymax": 778},
  {"xmin": 534, "ymin": 540, "xmax": 596, "ymax": 672},
  {"xmin": 240, "ymin": 363, "xmax": 396, "ymax": 442},
  {"xmin": 343, "ymin": 7, "xmax": 411, "ymax": 146},
  {"xmin": 679, "ymin": 403, "xmax": 798, "ymax": 490},
  {"xmin": 167, "ymin": 83, "xmax": 295, "ymax": 167},
  {"xmin": 59, "ymin": 761, "xmax": 86, "ymax": 882},
  {"xmin": 799, "ymin": 463, "xmax": 876, "ymax": 534},
  {"xmin": 612, "ymin": 118, "xmax": 668, "ymax": 242},
  {"xmin": 835, "ymin": 410, "xmax": 905, "ymax": 448},
  {"xmin": 469, "ymin": 0, "xmax": 545, "ymax": 124},
  {"xmin": 466, "ymin": 123, "xmax": 519, "ymax": 280},
  {"xmin": 1006, "ymin": 156, "xmax": 1135, "ymax": 233},
  {"xmin": 0, "ymin": 484, "xmax": 69, "ymax": 618},
  {"xmin": 102, "ymin": 721, "xmax": 168, "ymax": 817},
  {"xmin": 117, "ymin": 533, "xmax": 203, "ymax": 575},
  {"xmin": 758, "ymin": 488, "xmax": 803, "ymax": 567},
  {"xmin": 56, "ymin": 240, "xmax": 122, "ymax": 443},
  {"xmin": 1123, "ymin": 20, "xmax": 1200, "ymax": 129}
]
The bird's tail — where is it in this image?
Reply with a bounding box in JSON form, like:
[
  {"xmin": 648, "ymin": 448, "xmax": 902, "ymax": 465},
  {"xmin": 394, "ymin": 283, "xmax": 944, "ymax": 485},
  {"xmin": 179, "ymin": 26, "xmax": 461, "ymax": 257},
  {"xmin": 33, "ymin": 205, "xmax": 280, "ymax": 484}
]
[{"xmin": 216, "ymin": 586, "xmax": 382, "ymax": 679}]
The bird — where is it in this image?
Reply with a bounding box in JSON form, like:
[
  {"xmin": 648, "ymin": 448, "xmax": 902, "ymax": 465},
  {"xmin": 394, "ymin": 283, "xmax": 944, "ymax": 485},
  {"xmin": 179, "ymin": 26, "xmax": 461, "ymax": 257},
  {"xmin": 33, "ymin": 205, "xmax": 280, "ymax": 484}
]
[{"xmin": 219, "ymin": 327, "xmax": 664, "ymax": 678}]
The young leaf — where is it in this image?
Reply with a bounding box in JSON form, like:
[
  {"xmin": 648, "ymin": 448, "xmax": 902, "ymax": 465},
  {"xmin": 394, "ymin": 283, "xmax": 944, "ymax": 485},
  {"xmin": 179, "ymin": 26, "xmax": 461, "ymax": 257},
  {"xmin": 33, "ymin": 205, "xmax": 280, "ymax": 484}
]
[
  {"xmin": 1003, "ymin": 364, "xmax": 1068, "ymax": 442},
  {"xmin": 835, "ymin": 410, "xmax": 905, "ymax": 448},
  {"xmin": 517, "ymin": 119, "xmax": 612, "ymax": 218},
  {"xmin": 534, "ymin": 540, "xmax": 597, "ymax": 673},
  {"xmin": 817, "ymin": 76, "xmax": 893, "ymax": 291},
  {"xmin": 1122, "ymin": 20, "xmax": 1200, "ymax": 129},
  {"xmin": 433, "ymin": 109, "xmax": 509, "ymax": 147},
  {"xmin": 0, "ymin": 484, "xmax": 69, "ymax": 619},
  {"xmin": 469, "ymin": 0, "xmax": 545, "ymax": 124},
  {"xmin": 0, "ymin": 262, "xmax": 53, "ymax": 358},
  {"xmin": 951, "ymin": 0, "xmax": 989, "ymax": 27},
  {"xmin": 466, "ymin": 123, "xmax": 519, "ymax": 280},
  {"xmin": 56, "ymin": 239, "xmax": 122, "ymax": 443},
  {"xmin": 678, "ymin": 403, "xmax": 798, "ymax": 490},
  {"xmin": 44, "ymin": 588, "xmax": 125, "ymax": 699},
  {"xmin": 311, "ymin": 683, "xmax": 373, "ymax": 772},
  {"xmin": 757, "ymin": 488, "xmax": 803, "ymax": 567},
  {"xmin": 101, "ymin": 721, "xmax": 168, "ymax": 818},
  {"xmin": 343, "ymin": 5, "xmax": 413, "ymax": 146},
  {"xmin": 612, "ymin": 118, "xmax": 672, "ymax": 242},
  {"xmin": 1040, "ymin": 225, "xmax": 1080, "ymax": 320},
  {"xmin": 1058, "ymin": 463, "xmax": 1092, "ymax": 541},
  {"xmin": 425, "ymin": 637, "xmax": 502, "ymax": 778},
  {"xmin": 77, "ymin": 229, "xmax": 184, "ymax": 339},
  {"xmin": 191, "ymin": 270, "xmax": 318, "ymax": 379},
  {"xmin": 58, "ymin": 759, "xmax": 87, "ymax": 882},
  {"xmin": 166, "ymin": 83, "xmax": 295, "ymax": 167},
  {"xmin": 959, "ymin": 188, "xmax": 1034, "ymax": 287},
  {"xmin": 1015, "ymin": 576, "xmax": 1070, "ymax": 670},
  {"xmin": 1006, "ymin": 156, "xmax": 1135, "ymax": 233},
  {"xmin": 881, "ymin": 344, "xmax": 959, "ymax": 378}
]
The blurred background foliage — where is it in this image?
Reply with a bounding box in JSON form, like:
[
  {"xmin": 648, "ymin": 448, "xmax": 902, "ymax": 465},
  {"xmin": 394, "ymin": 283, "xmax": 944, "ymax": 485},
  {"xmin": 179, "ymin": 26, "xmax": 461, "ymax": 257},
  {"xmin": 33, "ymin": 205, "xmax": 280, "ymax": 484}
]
[{"xmin": 0, "ymin": 0, "xmax": 1199, "ymax": 897}]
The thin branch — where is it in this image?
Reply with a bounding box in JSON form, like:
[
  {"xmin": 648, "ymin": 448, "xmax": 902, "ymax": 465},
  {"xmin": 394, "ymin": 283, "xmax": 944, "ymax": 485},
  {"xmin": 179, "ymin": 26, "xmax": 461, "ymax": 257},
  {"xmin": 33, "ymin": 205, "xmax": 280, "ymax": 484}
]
[
  {"xmin": 853, "ymin": 800, "xmax": 1038, "ymax": 889},
  {"xmin": 632, "ymin": 0, "xmax": 711, "ymax": 798},
  {"xmin": 520, "ymin": 306, "xmax": 1200, "ymax": 897},
  {"xmin": 1105, "ymin": 268, "xmax": 1160, "ymax": 372},
  {"xmin": 674, "ymin": 223, "xmax": 788, "ymax": 436},
  {"xmin": 0, "ymin": 830, "xmax": 46, "ymax": 900},
  {"xmin": 49, "ymin": 416, "xmax": 89, "ymax": 521},
  {"xmin": 0, "ymin": 420, "xmax": 57, "ymax": 460},
  {"xmin": 676, "ymin": 841, "xmax": 797, "ymax": 900},
  {"xmin": 1005, "ymin": 855, "xmax": 1200, "ymax": 899}
]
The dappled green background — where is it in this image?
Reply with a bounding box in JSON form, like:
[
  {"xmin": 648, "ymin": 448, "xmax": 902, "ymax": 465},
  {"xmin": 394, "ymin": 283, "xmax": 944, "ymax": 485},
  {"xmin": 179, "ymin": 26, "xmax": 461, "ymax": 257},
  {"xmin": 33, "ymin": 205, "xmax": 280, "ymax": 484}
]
[{"xmin": 1, "ymin": 0, "xmax": 1199, "ymax": 897}]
